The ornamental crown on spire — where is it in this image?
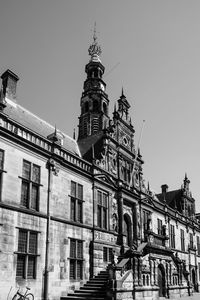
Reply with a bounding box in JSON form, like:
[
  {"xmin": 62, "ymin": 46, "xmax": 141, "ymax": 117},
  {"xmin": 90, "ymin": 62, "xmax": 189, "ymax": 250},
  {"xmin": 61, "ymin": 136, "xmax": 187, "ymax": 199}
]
[{"xmin": 88, "ymin": 23, "xmax": 102, "ymax": 62}]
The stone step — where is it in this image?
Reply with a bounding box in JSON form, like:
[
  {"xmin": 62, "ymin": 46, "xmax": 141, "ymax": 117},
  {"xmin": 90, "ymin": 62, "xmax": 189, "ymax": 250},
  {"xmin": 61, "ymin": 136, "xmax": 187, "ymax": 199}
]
[
  {"xmin": 68, "ymin": 292, "xmax": 106, "ymax": 298},
  {"xmin": 61, "ymin": 269, "xmax": 109, "ymax": 300},
  {"xmin": 75, "ymin": 289, "xmax": 105, "ymax": 294},
  {"xmin": 84, "ymin": 281, "xmax": 106, "ymax": 287},
  {"xmin": 61, "ymin": 297, "xmax": 105, "ymax": 300},
  {"xmin": 80, "ymin": 286, "xmax": 105, "ymax": 291},
  {"xmin": 89, "ymin": 278, "xmax": 108, "ymax": 283}
]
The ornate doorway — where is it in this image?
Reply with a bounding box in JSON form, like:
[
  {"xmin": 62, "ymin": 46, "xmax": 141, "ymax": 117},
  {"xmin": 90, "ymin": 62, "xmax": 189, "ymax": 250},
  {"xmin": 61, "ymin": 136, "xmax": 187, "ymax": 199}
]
[
  {"xmin": 123, "ymin": 214, "xmax": 132, "ymax": 247},
  {"xmin": 157, "ymin": 264, "xmax": 166, "ymax": 297}
]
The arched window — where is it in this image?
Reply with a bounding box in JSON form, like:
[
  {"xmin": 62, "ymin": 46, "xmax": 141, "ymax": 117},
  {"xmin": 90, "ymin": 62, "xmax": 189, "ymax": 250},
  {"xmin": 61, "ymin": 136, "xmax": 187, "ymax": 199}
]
[
  {"xmin": 143, "ymin": 274, "xmax": 145, "ymax": 286},
  {"xmin": 146, "ymin": 275, "xmax": 149, "ymax": 286},
  {"xmin": 93, "ymin": 100, "xmax": 99, "ymax": 112}
]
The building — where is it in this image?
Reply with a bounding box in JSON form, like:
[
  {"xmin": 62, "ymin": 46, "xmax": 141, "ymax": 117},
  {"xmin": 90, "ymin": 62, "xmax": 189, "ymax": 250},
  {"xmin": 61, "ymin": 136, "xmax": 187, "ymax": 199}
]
[{"xmin": 0, "ymin": 32, "xmax": 200, "ymax": 300}]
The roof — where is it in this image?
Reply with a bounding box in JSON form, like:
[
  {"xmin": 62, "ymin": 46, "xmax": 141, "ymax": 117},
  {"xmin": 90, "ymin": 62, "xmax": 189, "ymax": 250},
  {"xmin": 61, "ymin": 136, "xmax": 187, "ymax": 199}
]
[
  {"xmin": 78, "ymin": 132, "xmax": 103, "ymax": 157},
  {"xmin": 157, "ymin": 189, "xmax": 182, "ymax": 205},
  {"xmin": 2, "ymin": 97, "xmax": 81, "ymax": 157}
]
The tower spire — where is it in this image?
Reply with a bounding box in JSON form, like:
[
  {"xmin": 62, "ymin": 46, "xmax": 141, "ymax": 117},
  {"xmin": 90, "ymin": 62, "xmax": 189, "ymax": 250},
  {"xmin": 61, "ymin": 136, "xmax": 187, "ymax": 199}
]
[
  {"xmin": 93, "ymin": 21, "xmax": 97, "ymax": 43},
  {"xmin": 88, "ymin": 23, "xmax": 102, "ymax": 62}
]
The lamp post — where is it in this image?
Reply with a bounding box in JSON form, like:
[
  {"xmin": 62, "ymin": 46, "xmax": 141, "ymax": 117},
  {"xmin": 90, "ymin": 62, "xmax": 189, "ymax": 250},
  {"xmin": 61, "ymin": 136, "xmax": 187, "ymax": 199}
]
[{"xmin": 44, "ymin": 158, "xmax": 59, "ymax": 300}]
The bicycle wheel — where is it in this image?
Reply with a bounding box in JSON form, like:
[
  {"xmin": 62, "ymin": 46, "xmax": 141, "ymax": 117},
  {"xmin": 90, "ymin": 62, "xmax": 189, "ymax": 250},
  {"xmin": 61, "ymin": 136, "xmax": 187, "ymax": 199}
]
[{"xmin": 25, "ymin": 293, "xmax": 34, "ymax": 300}]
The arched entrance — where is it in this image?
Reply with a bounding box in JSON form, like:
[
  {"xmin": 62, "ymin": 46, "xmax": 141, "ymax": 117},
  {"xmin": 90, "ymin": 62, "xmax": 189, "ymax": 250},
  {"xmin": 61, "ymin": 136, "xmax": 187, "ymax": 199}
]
[
  {"xmin": 157, "ymin": 264, "xmax": 166, "ymax": 297},
  {"xmin": 123, "ymin": 214, "xmax": 132, "ymax": 247}
]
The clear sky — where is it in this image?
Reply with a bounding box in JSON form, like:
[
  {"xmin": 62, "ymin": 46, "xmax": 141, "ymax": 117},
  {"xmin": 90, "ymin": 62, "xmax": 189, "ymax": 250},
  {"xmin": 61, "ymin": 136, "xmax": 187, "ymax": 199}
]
[{"xmin": 1, "ymin": 0, "xmax": 200, "ymax": 210}]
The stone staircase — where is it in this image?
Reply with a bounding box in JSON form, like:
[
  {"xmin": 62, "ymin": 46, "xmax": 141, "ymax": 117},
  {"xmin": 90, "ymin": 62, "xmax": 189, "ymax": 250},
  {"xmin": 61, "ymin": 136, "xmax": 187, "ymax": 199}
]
[{"xmin": 61, "ymin": 270, "xmax": 110, "ymax": 300}]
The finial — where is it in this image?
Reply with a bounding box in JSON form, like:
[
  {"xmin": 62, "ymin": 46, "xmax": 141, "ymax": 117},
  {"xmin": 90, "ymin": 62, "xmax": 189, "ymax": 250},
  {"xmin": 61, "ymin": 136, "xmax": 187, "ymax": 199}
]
[
  {"xmin": 185, "ymin": 172, "xmax": 188, "ymax": 180},
  {"xmin": 138, "ymin": 147, "xmax": 142, "ymax": 157},
  {"xmin": 147, "ymin": 181, "xmax": 150, "ymax": 191},
  {"xmin": 121, "ymin": 87, "xmax": 125, "ymax": 97},
  {"xmin": 114, "ymin": 103, "xmax": 116, "ymax": 112},
  {"xmin": 88, "ymin": 23, "xmax": 102, "ymax": 62},
  {"xmin": 53, "ymin": 124, "xmax": 59, "ymax": 142},
  {"xmin": 73, "ymin": 128, "xmax": 76, "ymax": 140}
]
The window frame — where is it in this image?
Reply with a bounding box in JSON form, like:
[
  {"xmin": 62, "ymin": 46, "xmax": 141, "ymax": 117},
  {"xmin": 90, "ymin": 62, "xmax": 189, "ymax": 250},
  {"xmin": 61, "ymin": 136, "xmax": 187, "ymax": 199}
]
[
  {"xmin": 103, "ymin": 247, "xmax": 113, "ymax": 263},
  {"xmin": 20, "ymin": 160, "xmax": 41, "ymax": 211},
  {"xmin": 169, "ymin": 224, "xmax": 175, "ymax": 249},
  {"xmin": 69, "ymin": 238, "xmax": 84, "ymax": 280},
  {"xmin": 180, "ymin": 229, "xmax": 185, "ymax": 252},
  {"xmin": 197, "ymin": 236, "xmax": 200, "ymax": 256},
  {"xmin": 0, "ymin": 149, "xmax": 5, "ymax": 201},
  {"xmin": 15, "ymin": 229, "xmax": 39, "ymax": 279},
  {"xmin": 157, "ymin": 218, "xmax": 163, "ymax": 235},
  {"xmin": 143, "ymin": 209, "xmax": 151, "ymax": 233},
  {"xmin": 70, "ymin": 181, "xmax": 84, "ymax": 223},
  {"xmin": 97, "ymin": 190, "xmax": 108, "ymax": 230},
  {"xmin": 189, "ymin": 232, "xmax": 194, "ymax": 249}
]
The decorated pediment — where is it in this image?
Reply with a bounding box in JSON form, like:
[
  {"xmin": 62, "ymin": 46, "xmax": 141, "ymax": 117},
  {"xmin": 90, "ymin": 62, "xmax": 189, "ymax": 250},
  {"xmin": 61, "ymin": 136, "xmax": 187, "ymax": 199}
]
[
  {"xmin": 141, "ymin": 196, "xmax": 155, "ymax": 207},
  {"xmin": 94, "ymin": 172, "xmax": 116, "ymax": 187}
]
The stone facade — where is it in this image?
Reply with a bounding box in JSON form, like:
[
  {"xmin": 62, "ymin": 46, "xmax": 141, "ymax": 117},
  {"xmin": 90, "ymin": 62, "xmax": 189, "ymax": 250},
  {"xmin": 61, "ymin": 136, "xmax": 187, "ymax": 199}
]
[{"xmin": 0, "ymin": 35, "xmax": 200, "ymax": 300}]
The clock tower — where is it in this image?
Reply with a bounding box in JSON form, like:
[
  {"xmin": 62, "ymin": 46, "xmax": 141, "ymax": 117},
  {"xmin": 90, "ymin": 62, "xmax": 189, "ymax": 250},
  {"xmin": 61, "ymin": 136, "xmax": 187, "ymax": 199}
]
[{"xmin": 78, "ymin": 28, "xmax": 109, "ymax": 140}]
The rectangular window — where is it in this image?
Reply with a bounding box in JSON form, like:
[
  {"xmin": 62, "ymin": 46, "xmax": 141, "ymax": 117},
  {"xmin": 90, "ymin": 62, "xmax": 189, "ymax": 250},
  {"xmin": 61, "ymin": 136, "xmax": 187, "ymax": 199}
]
[
  {"xmin": 103, "ymin": 247, "xmax": 113, "ymax": 263},
  {"xmin": 157, "ymin": 219, "xmax": 163, "ymax": 235},
  {"xmin": 180, "ymin": 229, "xmax": 185, "ymax": 252},
  {"xmin": 16, "ymin": 229, "xmax": 38, "ymax": 279},
  {"xmin": 69, "ymin": 239, "xmax": 83, "ymax": 280},
  {"xmin": 0, "ymin": 150, "xmax": 4, "ymax": 170},
  {"xmin": 189, "ymin": 233, "xmax": 194, "ymax": 249},
  {"xmin": 143, "ymin": 210, "xmax": 151, "ymax": 233},
  {"xmin": 97, "ymin": 190, "xmax": 108, "ymax": 229},
  {"xmin": 0, "ymin": 149, "xmax": 5, "ymax": 201},
  {"xmin": 70, "ymin": 181, "xmax": 83, "ymax": 223},
  {"xmin": 169, "ymin": 224, "xmax": 175, "ymax": 248},
  {"xmin": 21, "ymin": 160, "xmax": 40, "ymax": 211},
  {"xmin": 197, "ymin": 236, "xmax": 200, "ymax": 255}
]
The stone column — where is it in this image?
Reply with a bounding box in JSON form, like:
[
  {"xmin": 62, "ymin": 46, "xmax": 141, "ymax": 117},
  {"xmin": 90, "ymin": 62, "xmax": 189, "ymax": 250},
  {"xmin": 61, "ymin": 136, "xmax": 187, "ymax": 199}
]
[
  {"xmin": 138, "ymin": 257, "xmax": 142, "ymax": 286},
  {"xmin": 150, "ymin": 259, "xmax": 155, "ymax": 286},
  {"xmin": 117, "ymin": 189, "xmax": 124, "ymax": 251},
  {"xmin": 154, "ymin": 261, "xmax": 158, "ymax": 285},
  {"xmin": 134, "ymin": 257, "xmax": 139, "ymax": 286},
  {"xmin": 169, "ymin": 262, "xmax": 172, "ymax": 285}
]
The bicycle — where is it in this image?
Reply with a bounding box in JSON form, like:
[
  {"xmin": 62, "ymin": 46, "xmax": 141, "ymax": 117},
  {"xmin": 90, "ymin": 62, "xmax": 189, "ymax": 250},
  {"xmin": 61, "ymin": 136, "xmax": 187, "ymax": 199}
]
[{"xmin": 11, "ymin": 287, "xmax": 34, "ymax": 300}]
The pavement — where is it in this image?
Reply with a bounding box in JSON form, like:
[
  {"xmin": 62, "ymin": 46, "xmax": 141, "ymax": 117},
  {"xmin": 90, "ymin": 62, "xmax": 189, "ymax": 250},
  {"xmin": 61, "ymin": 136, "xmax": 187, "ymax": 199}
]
[{"xmin": 174, "ymin": 293, "xmax": 200, "ymax": 300}]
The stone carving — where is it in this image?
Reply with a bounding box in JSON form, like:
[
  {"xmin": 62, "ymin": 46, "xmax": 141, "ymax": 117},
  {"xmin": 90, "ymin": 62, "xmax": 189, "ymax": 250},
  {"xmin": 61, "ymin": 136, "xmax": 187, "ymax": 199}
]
[{"xmin": 112, "ymin": 213, "xmax": 118, "ymax": 232}]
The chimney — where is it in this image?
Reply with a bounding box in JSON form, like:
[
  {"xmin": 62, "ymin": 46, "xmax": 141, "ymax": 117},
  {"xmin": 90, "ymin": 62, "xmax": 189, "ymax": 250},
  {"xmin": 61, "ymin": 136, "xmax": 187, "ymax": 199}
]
[
  {"xmin": 161, "ymin": 184, "xmax": 169, "ymax": 194},
  {"xmin": 1, "ymin": 69, "xmax": 19, "ymax": 101}
]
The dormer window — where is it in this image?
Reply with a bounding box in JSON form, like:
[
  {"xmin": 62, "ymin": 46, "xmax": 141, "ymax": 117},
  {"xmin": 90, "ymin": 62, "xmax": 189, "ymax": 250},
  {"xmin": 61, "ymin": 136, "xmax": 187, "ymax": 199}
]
[{"xmin": 47, "ymin": 130, "xmax": 64, "ymax": 146}]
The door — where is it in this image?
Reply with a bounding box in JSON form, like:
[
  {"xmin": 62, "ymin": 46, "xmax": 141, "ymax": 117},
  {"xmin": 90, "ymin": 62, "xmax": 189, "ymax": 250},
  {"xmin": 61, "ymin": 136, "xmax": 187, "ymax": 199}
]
[
  {"xmin": 157, "ymin": 265, "xmax": 166, "ymax": 297},
  {"xmin": 192, "ymin": 269, "xmax": 198, "ymax": 292}
]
